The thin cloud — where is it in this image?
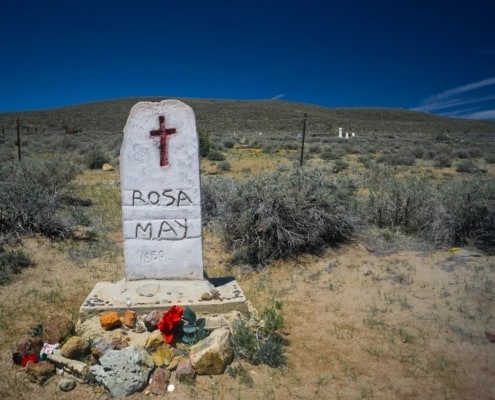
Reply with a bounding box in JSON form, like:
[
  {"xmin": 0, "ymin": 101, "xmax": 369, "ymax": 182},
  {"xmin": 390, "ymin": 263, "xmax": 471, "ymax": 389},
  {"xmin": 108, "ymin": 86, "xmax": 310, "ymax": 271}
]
[
  {"xmin": 271, "ymin": 93, "xmax": 286, "ymax": 100},
  {"xmin": 414, "ymin": 95, "xmax": 495, "ymax": 112},
  {"xmin": 413, "ymin": 77, "xmax": 495, "ymax": 121},
  {"xmin": 425, "ymin": 77, "xmax": 495, "ymax": 103},
  {"xmin": 462, "ymin": 109, "xmax": 495, "ymax": 120}
]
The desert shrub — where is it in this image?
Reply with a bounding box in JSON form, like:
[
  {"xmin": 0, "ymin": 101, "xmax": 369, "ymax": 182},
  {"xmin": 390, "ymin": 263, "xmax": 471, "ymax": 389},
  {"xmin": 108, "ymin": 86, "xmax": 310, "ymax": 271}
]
[
  {"xmin": 380, "ymin": 152, "xmax": 415, "ymax": 166},
  {"xmin": 332, "ymin": 158, "xmax": 349, "ymax": 173},
  {"xmin": 411, "ymin": 147, "xmax": 425, "ymax": 159},
  {"xmin": 219, "ymin": 160, "xmax": 231, "ymax": 171},
  {"xmin": 231, "ymin": 301, "xmax": 286, "ymax": 367},
  {"xmin": 198, "ymin": 129, "xmax": 211, "ymax": 157},
  {"xmin": 308, "ymin": 144, "xmax": 321, "ymax": 154},
  {"xmin": 433, "ymin": 153, "xmax": 452, "ymax": 168},
  {"xmin": 262, "ymin": 144, "xmax": 276, "ymax": 154},
  {"xmin": 454, "ymin": 149, "xmax": 471, "ymax": 159},
  {"xmin": 455, "ymin": 159, "xmax": 479, "ymax": 173},
  {"xmin": 0, "ymin": 158, "xmax": 81, "ymax": 240},
  {"xmin": 357, "ymin": 154, "xmax": 373, "ymax": 169},
  {"xmin": 202, "ymin": 167, "xmax": 358, "ymax": 266},
  {"xmin": 207, "ymin": 150, "xmax": 226, "ymax": 161},
  {"xmin": 85, "ymin": 146, "xmax": 109, "ymax": 169},
  {"xmin": 434, "ymin": 177, "xmax": 495, "ymax": 252},
  {"xmin": 363, "ymin": 166, "xmax": 438, "ymax": 235},
  {"xmin": 0, "ymin": 245, "xmax": 34, "ymax": 284},
  {"xmin": 320, "ymin": 148, "xmax": 338, "ymax": 160},
  {"xmin": 223, "ymin": 139, "xmax": 235, "ymax": 149},
  {"xmin": 485, "ymin": 153, "xmax": 495, "ymax": 164}
]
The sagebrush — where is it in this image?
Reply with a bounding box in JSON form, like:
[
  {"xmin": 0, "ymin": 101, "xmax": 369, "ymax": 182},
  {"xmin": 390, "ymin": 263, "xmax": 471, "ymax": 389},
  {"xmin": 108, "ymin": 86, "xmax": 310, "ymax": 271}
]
[{"xmin": 202, "ymin": 167, "xmax": 359, "ymax": 266}]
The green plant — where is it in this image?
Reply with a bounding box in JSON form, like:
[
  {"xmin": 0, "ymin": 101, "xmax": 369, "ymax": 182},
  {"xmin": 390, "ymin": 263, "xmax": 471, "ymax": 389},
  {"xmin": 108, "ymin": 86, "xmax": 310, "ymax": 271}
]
[
  {"xmin": 181, "ymin": 307, "xmax": 208, "ymax": 345},
  {"xmin": 231, "ymin": 302, "xmax": 286, "ymax": 368}
]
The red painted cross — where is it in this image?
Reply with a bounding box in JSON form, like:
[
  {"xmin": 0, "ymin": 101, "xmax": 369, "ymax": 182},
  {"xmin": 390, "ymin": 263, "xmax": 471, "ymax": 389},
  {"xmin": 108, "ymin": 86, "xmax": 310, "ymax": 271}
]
[{"xmin": 149, "ymin": 115, "xmax": 177, "ymax": 167}]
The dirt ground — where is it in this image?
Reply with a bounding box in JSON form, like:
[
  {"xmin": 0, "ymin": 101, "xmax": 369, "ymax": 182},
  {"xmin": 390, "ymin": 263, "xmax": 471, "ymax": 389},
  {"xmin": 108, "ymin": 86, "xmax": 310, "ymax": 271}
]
[{"xmin": 0, "ymin": 228, "xmax": 494, "ymax": 399}]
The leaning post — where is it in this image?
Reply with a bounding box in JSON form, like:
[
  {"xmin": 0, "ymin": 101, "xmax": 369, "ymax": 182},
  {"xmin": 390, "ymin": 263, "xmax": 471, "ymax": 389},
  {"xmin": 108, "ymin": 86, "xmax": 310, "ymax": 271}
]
[
  {"xmin": 16, "ymin": 118, "xmax": 21, "ymax": 161},
  {"xmin": 299, "ymin": 113, "xmax": 307, "ymax": 167}
]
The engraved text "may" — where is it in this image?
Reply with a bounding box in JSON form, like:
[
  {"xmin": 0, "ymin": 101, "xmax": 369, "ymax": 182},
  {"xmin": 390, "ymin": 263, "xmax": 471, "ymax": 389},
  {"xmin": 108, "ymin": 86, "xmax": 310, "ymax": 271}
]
[{"xmin": 135, "ymin": 219, "xmax": 187, "ymax": 240}]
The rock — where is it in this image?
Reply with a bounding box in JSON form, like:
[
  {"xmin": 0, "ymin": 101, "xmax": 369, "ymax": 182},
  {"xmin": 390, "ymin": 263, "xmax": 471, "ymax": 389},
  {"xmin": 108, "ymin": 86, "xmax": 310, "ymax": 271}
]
[
  {"xmin": 189, "ymin": 327, "xmax": 233, "ymax": 375},
  {"xmin": 43, "ymin": 315, "xmax": 74, "ymax": 344},
  {"xmin": 143, "ymin": 310, "xmax": 163, "ymax": 332},
  {"xmin": 102, "ymin": 163, "xmax": 114, "ymax": 171},
  {"xmin": 207, "ymin": 165, "xmax": 218, "ymax": 175},
  {"xmin": 92, "ymin": 338, "xmax": 113, "ymax": 358},
  {"xmin": 25, "ymin": 360, "xmax": 56, "ymax": 384},
  {"xmin": 201, "ymin": 292, "xmax": 213, "ymax": 301},
  {"xmin": 58, "ymin": 377, "xmax": 77, "ymax": 392},
  {"xmin": 12, "ymin": 336, "xmax": 43, "ymax": 365},
  {"xmin": 205, "ymin": 311, "xmax": 243, "ymax": 330},
  {"xmin": 145, "ymin": 330, "xmax": 165, "ymax": 350},
  {"xmin": 111, "ymin": 335, "xmax": 130, "ymax": 350},
  {"xmin": 148, "ymin": 368, "xmax": 170, "ymax": 395},
  {"xmin": 47, "ymin": 352, "xmax": 91, "ymax": 381},
  {"xmin": 151, "ymin": 345, "xmax": 173, "ymax": 367},
  {"xmin": 123, "ymin": 309, "xmax": 137, "ymax": 328},
  {"xmin": 89, "ymin": 345, "xmax": 154, "ymax": 398},
  {"xmin": 176, "ymin": 358, "xmax": 195, "ymax": 382},
  {"xmin": 99, "ymin": 311, "xmax": 122, "ymax": 330},
  {"xmin": 60, "ymin": 336, "xmax": 90, "ymax": 360}
]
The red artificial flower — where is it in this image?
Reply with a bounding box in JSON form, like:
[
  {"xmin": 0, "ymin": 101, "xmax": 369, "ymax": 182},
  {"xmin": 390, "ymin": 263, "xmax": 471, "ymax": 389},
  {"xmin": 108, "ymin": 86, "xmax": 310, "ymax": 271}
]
[
  {"xmin": 158, "ymin": 305, "xmax": 183, "ymax": 344},
  {"xmin": 21, "ymin": 354, "xmax": 38, "ymax": 367}
]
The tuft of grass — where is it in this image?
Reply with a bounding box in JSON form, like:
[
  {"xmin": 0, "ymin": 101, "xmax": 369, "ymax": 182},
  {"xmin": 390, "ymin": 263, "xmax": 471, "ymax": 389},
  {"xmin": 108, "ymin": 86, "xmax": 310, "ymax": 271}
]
[{"xmin": 0, "ymin": 245, "xmax": 34, "ymax": 285}]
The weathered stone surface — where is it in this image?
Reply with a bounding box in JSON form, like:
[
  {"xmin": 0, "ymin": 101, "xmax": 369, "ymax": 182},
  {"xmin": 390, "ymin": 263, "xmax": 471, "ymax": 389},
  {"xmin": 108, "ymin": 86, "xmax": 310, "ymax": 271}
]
[
  {"xmin": 12, "ymin": 336, "xmax": 43, "ymax": 365},
  {"xmin": 176, "ymin": 357, "xmax": 195, "ymax": 382},
  {"xmin": 25, "ymin": 360, "xmax": 56, "ymax": 384},
  {"xmin": 99, "ymin": 311, "xmax": 122, "ymax": 330},
  {"xmin": 123, "ymin": 309, "xmax": 137, "ymax": 328},
  {"xmin": 148, "ymin": 367, "xmax": 170, "ymax": 395},
  {"xmin": 143, "ymin": 310, "xmax": 163, "ymax": 332},
  {"xmin": 60, "ymin": 336, "xmax": 90, "ymax": 360},
  {"xmin": 121, "ymin": 99, "xmax": 203, "ymax": 280},
  {"xmin": 47, "ymin": 351, "xmax": 90, "ymax": 381},
  {"xmin": 189, "ymin": 327, "xmax": 233, "ymax": 375},
  {"xmin": 43, "ymin": 315, "xmax": 74, "ymax": 344},
  {"xmin": 58, "ymin": 377, "xmax": 77, "ymax": 392},
  {"xmin": 205, "ymin": 311, "xmax": 243, "ymax": 330},
  {"xmin": 89, "ymin": 345, "xmax": 154, "ymax": 398}
]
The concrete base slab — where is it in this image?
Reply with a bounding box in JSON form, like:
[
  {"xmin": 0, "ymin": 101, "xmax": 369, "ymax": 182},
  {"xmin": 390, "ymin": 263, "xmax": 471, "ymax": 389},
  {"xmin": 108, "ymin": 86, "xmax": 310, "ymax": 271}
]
[{"xmin": 79, "ymin": 277, "xmax": 248, "ymax": 322}]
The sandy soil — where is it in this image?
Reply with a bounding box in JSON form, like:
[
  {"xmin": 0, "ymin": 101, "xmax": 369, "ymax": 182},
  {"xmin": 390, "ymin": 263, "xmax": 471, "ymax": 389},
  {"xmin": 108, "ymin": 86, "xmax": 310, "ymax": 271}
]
[{"xmin": 0, "ymin": 229, "xmax": 494, "ymax": 399}]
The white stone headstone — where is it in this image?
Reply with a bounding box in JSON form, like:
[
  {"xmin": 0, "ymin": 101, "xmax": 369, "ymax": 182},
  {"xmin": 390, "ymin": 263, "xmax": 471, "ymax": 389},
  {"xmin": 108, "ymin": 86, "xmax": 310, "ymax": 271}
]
[
  {"xmin": 338, "ymin": 127, "xmax": 343, "ymax": 138},
  {"xmin": 120, "ymin": 100, "xmax": 203, "ymax": 280},
  {"xmin": 352, "ymin": 132, "xmax": 355, "ymax": 137},
  {"xmin": 345, "ymin": 132, "xmax": 349, "ymax": 139}
]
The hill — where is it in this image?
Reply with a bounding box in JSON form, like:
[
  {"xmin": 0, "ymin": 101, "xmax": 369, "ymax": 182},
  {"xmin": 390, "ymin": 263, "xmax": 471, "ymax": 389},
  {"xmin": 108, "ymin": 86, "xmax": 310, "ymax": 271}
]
[{"xmin": 1, "ymin": 97, "xmax": 495, "ymax": 136}]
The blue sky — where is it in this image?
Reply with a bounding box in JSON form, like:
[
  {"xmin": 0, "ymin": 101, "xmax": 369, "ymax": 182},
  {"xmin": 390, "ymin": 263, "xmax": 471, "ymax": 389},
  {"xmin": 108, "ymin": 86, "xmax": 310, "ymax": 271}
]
[{"xmin": 1, "ymin": 0, "xmax": 495, "ymax": 120}]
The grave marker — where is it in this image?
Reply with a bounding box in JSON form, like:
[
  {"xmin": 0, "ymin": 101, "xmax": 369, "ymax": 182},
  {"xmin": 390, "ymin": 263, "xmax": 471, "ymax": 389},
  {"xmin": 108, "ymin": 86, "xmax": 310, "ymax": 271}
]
[
  {"xmin": 79, "ymin": 99, "xmax": 247, "ymax": 322},
  {"xmin": 120, "ymin": 100, "xmax": 203, "ymax": 280}
]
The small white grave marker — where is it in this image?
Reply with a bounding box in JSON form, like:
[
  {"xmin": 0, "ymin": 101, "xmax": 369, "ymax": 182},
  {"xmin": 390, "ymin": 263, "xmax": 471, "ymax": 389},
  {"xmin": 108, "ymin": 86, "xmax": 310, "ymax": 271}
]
[
  {"xmin": 120, "ymin": 100, "xmax": 203, "ymax": 280},
  {"xmin": 338, "ymin": 127, "xmax": 343, "ymax": 138}
]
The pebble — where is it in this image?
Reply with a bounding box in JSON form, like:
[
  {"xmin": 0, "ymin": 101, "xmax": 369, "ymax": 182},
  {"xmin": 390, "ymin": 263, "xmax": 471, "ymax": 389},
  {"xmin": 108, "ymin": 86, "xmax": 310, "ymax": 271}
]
[
  {"xmin": 201, "ymin": 292, "xmax": 213, "ymax": 301},
  {"xmin": 59, "ymin": 377, "xmax": 77, "ymax": 392}
]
